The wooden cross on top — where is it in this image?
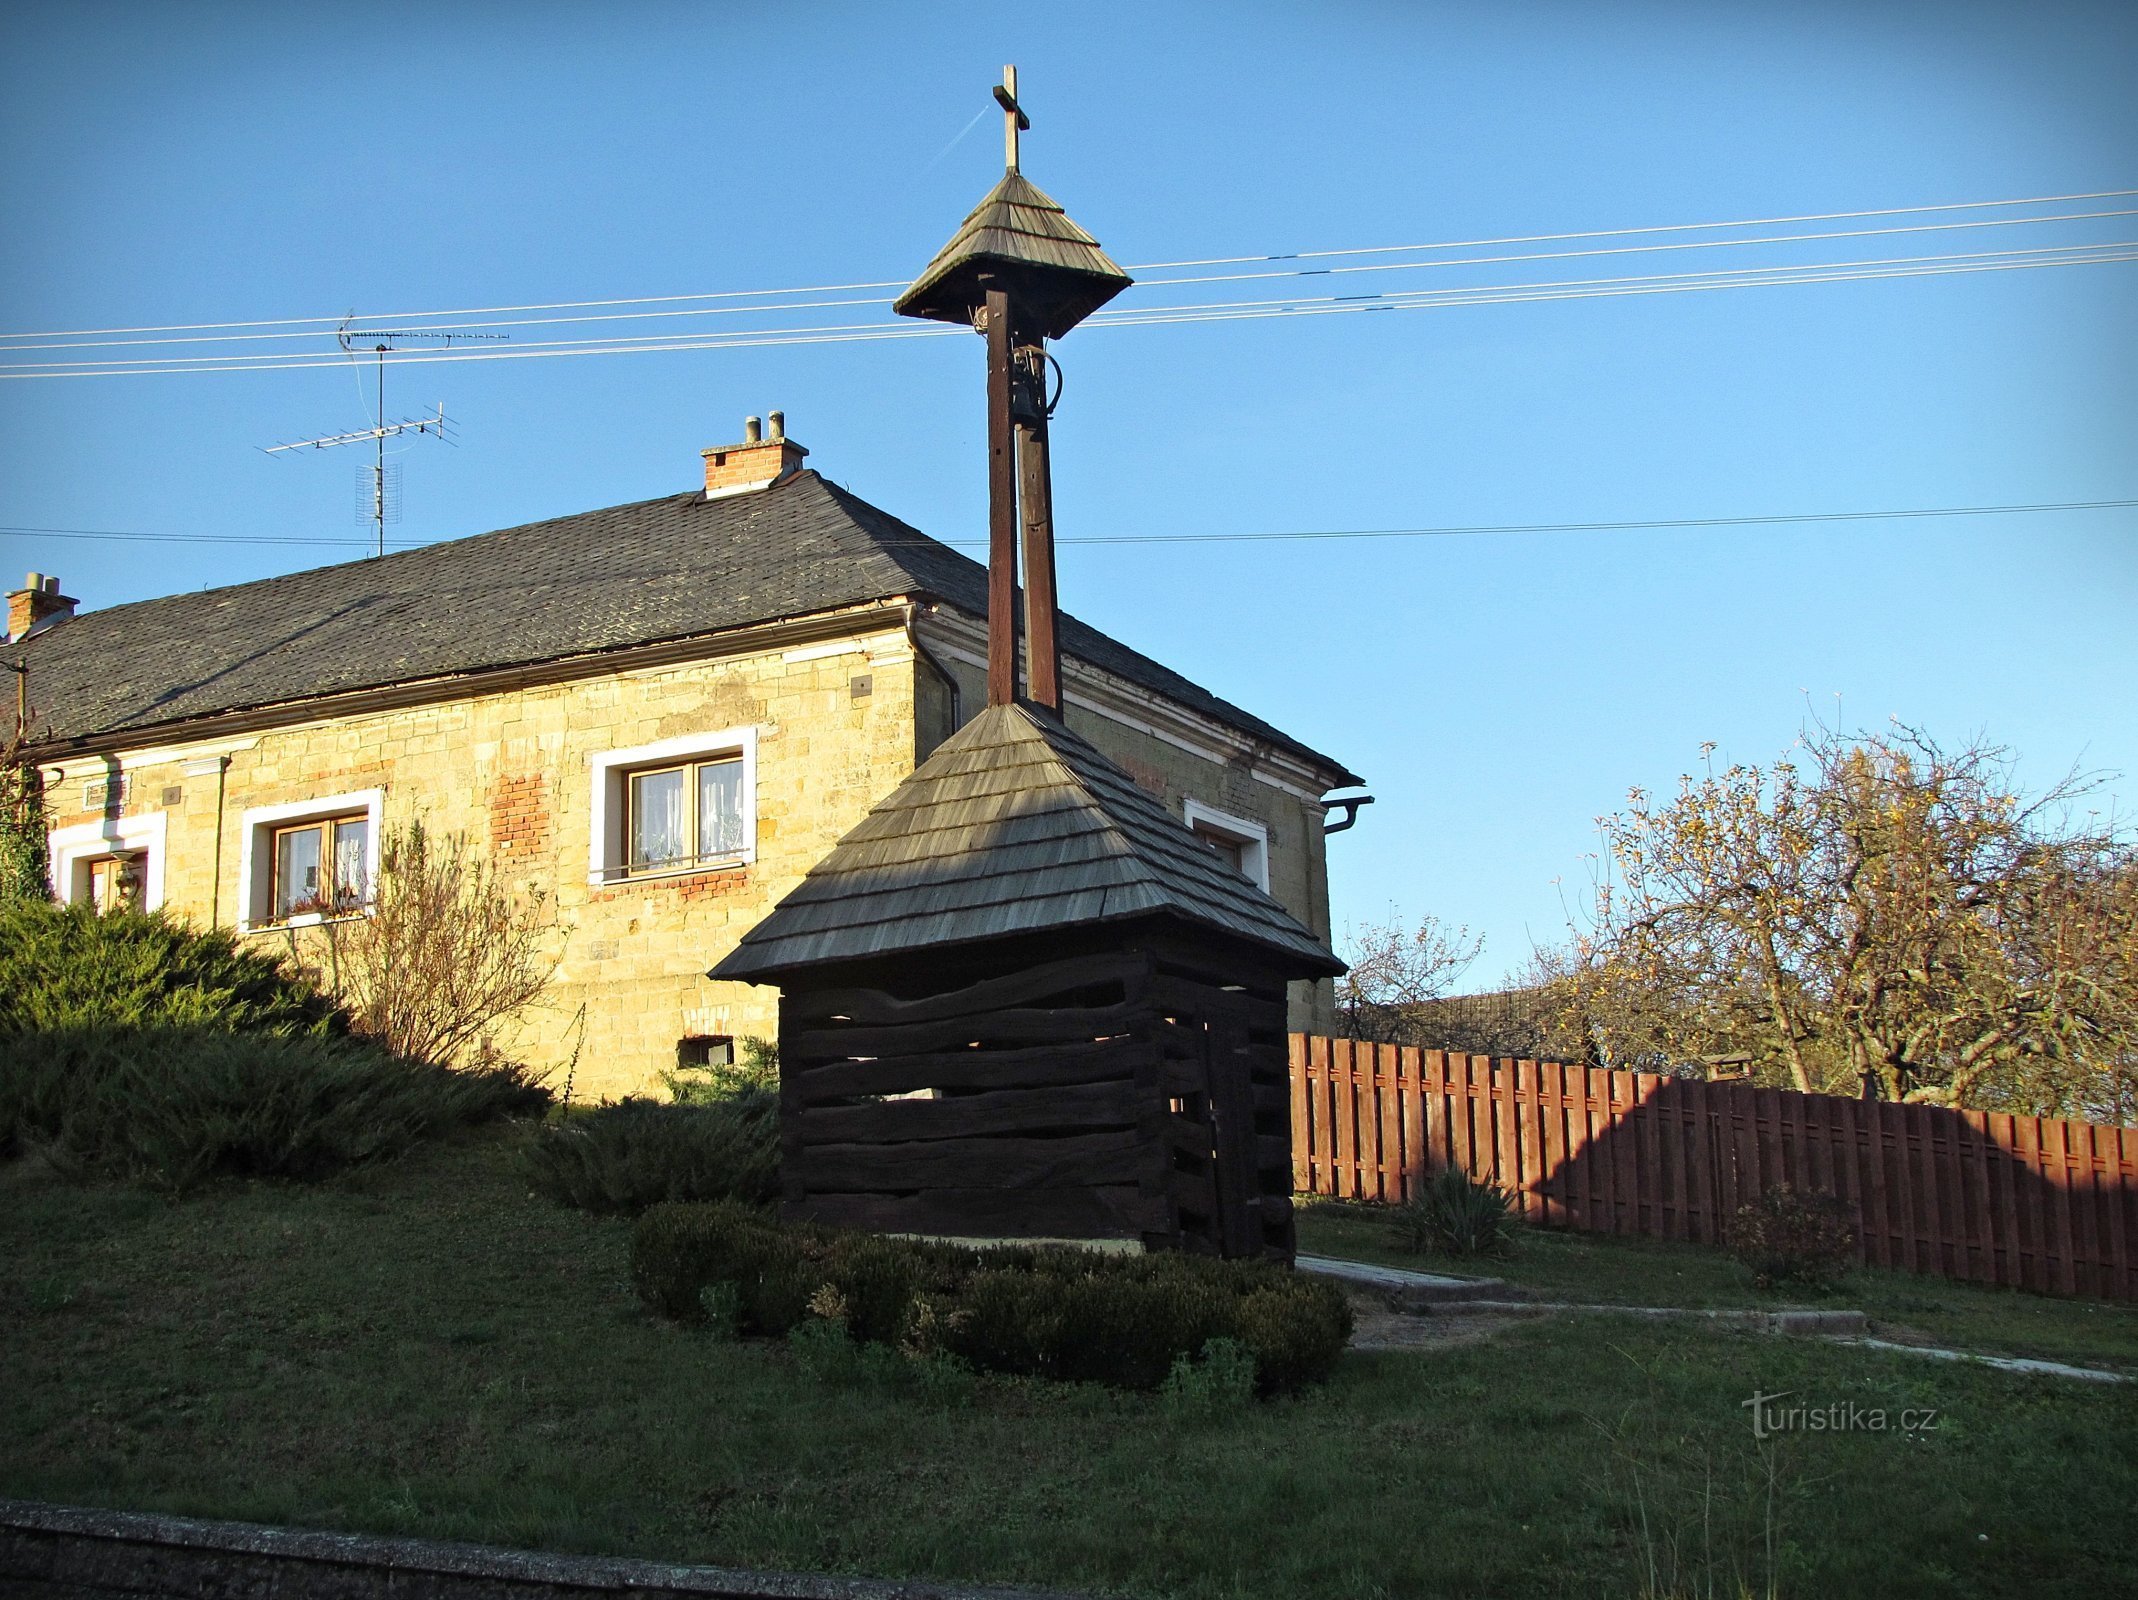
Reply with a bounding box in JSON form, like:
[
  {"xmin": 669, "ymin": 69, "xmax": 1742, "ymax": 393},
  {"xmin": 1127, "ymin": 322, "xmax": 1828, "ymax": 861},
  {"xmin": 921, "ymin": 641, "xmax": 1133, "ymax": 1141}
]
[{"xmin": 993, "ymin": 65, "xmax": 1030, "ymax": 172}]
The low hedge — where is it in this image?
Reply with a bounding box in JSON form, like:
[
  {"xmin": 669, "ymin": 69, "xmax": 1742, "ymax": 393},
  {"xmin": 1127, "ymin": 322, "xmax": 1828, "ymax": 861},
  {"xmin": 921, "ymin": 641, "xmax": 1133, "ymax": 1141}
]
[
  {"xmin": 2, "ymin": 1024, "xmax": 549, "ymax": 1189},
  {"xmin": 525, "ymin": 1093, "xmax": 779, "ymax": 1214},
  {"xmin": 630, "ymin": 1201, "xmax": 1352, "ymax": 1395},
  {"xmin": 0, "ymin": 901, "xmax": 550, "ymax": 1188}
]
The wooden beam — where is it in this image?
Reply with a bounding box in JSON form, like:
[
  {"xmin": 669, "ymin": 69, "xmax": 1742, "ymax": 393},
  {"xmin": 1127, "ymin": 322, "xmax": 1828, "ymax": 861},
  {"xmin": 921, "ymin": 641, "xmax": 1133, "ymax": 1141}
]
[
  {"xmin": 984, "ymin": 286, "xmax": 1018, "ymax": 706},
  {"xmin": 1016, "ymin": 366, "xmax": 1061, "ymax": 711}
]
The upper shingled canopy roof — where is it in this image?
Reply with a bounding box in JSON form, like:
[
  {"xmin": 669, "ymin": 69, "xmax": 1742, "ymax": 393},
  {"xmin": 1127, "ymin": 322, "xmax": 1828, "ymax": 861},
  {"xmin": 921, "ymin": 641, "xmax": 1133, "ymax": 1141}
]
[
  {"xmin": 15, "ymin": 471, "xmax": 1358, "ymax": 784},
  {"xmin": 710, "ymin": 701, "xmax": 1345, "ymax": 982},
  {"xmin": 893, "ymin": 171, "xmax": 1133, "ymax": 339}
]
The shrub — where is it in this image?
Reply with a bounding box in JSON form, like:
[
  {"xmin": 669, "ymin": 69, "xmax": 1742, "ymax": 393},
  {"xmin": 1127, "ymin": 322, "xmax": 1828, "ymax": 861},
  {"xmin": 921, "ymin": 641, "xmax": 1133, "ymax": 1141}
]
[
  {"xmin": 1393, "ymin": 1164, "xmax": 1516, "ymax": 1257},
  {"xmin": 1727, "ymin": 1184, "xmax": 1858, "ymax": 1290},
  {"xmin": 0, "ymin": 901, "xmax": 548, "ymax": 1187},
  {"xmin": 524, "ymin": 1096, "xmax": 778, "ymax": 1215},
  {"xmin": 309, "ymin": 819, "xmax": 556, "ymax": 1067},
  {"xmin": 628, "ymin": 1204, "xmax": 1353, "ymax": 1394},
  {"xmin": 1, "ymin": 1025, "xmax": 547, "ymax": 1190},
  {"xmin": 0, "ymin": 900, "xmax": 342, "ymax": 1040},
  {"xmin": 1161, "ymin": 1336, "xmax": 1258, "ymax": 1418}
]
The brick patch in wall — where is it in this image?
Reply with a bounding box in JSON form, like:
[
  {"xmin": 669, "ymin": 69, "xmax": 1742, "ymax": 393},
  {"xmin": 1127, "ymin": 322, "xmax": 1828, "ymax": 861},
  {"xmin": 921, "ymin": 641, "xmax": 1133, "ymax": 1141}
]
[
  {"xmin": 675, "ymin": 869, "xmax": 751, "ymax": 903},
  {"xmin": 488, "ymin": 773, "xmax": 551, "ymax": 857}
]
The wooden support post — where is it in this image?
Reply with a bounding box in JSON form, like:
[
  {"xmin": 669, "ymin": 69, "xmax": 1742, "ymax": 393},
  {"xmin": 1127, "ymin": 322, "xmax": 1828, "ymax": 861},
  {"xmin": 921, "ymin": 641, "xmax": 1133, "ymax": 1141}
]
[
  {"xmin": 1016, "ymin": 355, "xmax": 1061, "ymax": 711},
  {"xmin": 984, "ymin": 287, "xmax": 1019, "ymax": 706}
]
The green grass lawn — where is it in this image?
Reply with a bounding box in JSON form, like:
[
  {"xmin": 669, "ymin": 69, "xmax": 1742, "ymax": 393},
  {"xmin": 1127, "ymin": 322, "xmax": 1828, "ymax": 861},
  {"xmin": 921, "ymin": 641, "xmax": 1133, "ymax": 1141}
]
[
  {"xmin": 5, "ymin": 1127, "xmax": 2134, "ymax": 1599},
  {"xmin": 1295, "ymin": 1200, "xmax": 2138, "ymax": 1372}
]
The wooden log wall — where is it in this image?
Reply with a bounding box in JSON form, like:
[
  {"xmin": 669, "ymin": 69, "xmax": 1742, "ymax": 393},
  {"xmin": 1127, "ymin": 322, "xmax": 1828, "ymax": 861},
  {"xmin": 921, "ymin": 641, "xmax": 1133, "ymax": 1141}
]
[
  {"xmin": 779, "ymin": 942, "xmax": 1297, "ymax": 1260},
  {"xmin": 1290, "ymin": 1034, "xmax": 2138, "ymax": 1302},
  {"xmin": 782, "ymin": 951, "xmax": 1165, "ymax": 1241}
]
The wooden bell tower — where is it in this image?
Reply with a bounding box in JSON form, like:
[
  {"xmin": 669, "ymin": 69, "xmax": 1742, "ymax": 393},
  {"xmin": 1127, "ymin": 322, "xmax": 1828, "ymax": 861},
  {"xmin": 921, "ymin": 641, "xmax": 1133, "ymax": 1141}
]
[
  {"xmin": 711, "ymin": 71, "xmax": 1344, "ymax": 1262},
  {"xmin": 892, "ymin": 66, "xmax": 1133, "ymax": 714}
]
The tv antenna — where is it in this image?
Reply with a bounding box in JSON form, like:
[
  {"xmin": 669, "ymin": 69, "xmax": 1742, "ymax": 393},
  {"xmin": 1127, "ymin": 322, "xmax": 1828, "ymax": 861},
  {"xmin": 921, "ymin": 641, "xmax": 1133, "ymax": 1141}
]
[{"xmin": 261, "ymin": 320, "xmax": 506, "ymax": 557}]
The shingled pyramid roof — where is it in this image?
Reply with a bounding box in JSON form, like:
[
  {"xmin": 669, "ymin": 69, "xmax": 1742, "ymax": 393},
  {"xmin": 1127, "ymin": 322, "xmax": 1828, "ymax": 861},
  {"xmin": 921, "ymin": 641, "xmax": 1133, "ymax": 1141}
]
[
  {"xmin": 711, "ymin": 701, "xmax": 1344, "ymax": 982},
  {"xmin": 893, "ymin": 171, "xmax": 1133, "ymax": 339}
]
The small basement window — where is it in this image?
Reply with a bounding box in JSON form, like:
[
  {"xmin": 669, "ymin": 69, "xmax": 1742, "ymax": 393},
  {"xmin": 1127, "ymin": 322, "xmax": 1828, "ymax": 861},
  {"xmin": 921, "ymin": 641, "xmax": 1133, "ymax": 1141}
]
[
  {"xmin": 677, "ymin": 1035, "xmax": 736, "ymax": 1070},
  {"xmin": 589, "ymin": 728, "xmax": 757, "ymax": 886}
]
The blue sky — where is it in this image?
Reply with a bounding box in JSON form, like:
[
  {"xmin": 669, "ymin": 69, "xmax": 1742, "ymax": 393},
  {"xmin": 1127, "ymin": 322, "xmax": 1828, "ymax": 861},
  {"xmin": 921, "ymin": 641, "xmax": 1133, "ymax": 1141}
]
[{"xmin": 4, "ymin": 0, "xmax": 2134, "ymax": 984}]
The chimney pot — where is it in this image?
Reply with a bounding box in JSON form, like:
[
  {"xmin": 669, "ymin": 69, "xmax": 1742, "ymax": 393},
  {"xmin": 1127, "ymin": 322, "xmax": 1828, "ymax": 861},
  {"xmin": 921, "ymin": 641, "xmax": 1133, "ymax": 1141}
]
[
  {"xmin": 701, "ymin": 414, "xmax": 809, "ymax": 500},
  {"xmin": 8, "ymin": 571, "xmax": 76, "ymax": 643}
]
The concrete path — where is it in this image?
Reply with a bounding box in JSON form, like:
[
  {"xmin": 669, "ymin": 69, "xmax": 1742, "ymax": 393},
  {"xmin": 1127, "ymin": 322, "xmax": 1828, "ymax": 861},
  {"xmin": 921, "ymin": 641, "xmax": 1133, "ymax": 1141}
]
[
  {"xmin": 1827, "ymin": 1336, "xmax": 2131, "ymax": 1384},
  {"xmin": 1298, "ymin": 1253, "xmax": 1863, "ymax": 1332},
  {"xmin": 1300, "ymin": 1254, "xmax": 2132, "ymax": 1380}
]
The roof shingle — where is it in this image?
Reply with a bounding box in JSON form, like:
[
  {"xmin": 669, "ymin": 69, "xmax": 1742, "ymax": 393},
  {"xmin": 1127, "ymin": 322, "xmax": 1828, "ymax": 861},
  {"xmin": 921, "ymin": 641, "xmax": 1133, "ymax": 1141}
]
[
  {"xmin": 710, "ymin": 701, "xmax": 1345, "ymax": 981},
  {"xmin": 15, "ymin": 471, "xmax": 1357, "ymax": 782}
]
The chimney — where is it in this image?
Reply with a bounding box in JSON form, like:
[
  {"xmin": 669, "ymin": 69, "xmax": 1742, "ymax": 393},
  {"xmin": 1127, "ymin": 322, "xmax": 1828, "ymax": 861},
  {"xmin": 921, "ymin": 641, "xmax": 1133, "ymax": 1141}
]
[
  {"xmin": 7, "ymin": 572, "xmax": 77, "ymax": 643},
  {"xmin": 702, "ymin": 412, "xmax": 808, "ymax": 500}
]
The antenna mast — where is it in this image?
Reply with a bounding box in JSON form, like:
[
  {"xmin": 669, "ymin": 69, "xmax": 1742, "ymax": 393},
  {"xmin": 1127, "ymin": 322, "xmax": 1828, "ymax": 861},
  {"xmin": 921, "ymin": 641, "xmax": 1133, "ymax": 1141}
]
[{"xmin": 262, "ymin": 322, "xmax": 505, "ymax": 557}]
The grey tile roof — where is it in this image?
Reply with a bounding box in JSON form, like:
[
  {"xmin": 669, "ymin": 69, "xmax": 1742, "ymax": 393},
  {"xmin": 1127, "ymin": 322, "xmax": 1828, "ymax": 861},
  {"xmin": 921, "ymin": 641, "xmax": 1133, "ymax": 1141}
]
[
  {"xmin": 710, "ymin": 701, "xmax": 1345, "ymax": 982},
  {"xmin": 894, "ymin": 171, "xmax": 1133, "ymax": 339},
  {"xmin": 13, "ymin": 470, "xmax": 1358, "ymax": 782}
]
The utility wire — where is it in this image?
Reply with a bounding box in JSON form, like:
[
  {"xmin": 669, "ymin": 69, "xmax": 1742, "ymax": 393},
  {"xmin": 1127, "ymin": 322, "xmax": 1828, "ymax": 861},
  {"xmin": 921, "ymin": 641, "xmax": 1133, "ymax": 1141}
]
[
  {"xmin": 7, "ymin": 244, "xmax": 2131, "ymax": 379},
  {"xmin": 4, "ymin": 497, "xmax": 2131, "ymax": 554},
  {"xmin": 2, "ymin": 185, "xmax": 2129, "ymax": 344},
  {"xmin": 10, "ymin": 206, "xmax": 2134, "ymax": 359}
]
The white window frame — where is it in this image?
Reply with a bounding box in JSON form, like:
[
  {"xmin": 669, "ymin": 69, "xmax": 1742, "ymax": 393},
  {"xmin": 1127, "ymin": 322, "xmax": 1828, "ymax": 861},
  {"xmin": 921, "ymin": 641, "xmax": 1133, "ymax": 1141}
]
[
  {"xmin": 236, "ymin": 788, "xmax": 384, "ymax": 931},
  {"xmin": 1183, "ymin": 798, "xmax": 1271, "ymax": 893},
  {"xmin": 589, "ymin": 726, "xmax": 758, "ymax": 886},
  {"xmin": 49, "ymin": 812, "xmax": 168, "ymax": 912}
]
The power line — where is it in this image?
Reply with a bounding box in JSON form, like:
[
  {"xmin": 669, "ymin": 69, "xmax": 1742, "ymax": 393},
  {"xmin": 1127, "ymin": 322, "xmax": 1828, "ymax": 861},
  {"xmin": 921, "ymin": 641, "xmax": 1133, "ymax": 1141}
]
[
  {"xmin": 3, "ymin": 185, "xmax": 2129, "ymax": 344},
  {"xmin": 7, "ymin": 243, "xmax": 2131, "ymax": 380},
  {"xmin": 4, "ymin": 496, "xmax": 2131, "ymax": 554},
  {"xmin": 1125, "ymin": 186, "xmax": 2138, "ymax": 270},
  {"xmin": 11, "ymin": 205, "xmax": 2133, "ymax": 361},
  {"xmin": 1132, "ymin": 207, "xmax": 2138, "ymax": 291}
]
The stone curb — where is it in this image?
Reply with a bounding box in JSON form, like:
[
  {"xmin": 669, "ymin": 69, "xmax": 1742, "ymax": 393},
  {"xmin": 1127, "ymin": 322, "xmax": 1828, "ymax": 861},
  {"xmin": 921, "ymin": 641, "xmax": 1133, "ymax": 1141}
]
[
  {"xmin": 1430, "ymin": 1302, "xmax": 1871, "ymax": 1335},
  {"xmin": 1297, "ymin": 1253, "xmax": 1862, "ymax": 1332},
  {"xmin": 1295, "ymin": 1253, "xmax": 1521, "ymax": 1304},
  {"xmin": 1829, "ymin": 1336, "xmax": 2133, "ymax": 1384},
  {"xmin": 0, "ymin": 1499, "xmax": 1094, "ymax": 1600}
]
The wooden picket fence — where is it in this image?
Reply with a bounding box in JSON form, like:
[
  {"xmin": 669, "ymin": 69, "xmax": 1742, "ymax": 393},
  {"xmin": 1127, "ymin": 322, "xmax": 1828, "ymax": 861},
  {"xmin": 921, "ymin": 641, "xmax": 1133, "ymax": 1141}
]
[{"xmin": 1289, "ymin": 1034, "xmax": 2138, "ymax": 1302}]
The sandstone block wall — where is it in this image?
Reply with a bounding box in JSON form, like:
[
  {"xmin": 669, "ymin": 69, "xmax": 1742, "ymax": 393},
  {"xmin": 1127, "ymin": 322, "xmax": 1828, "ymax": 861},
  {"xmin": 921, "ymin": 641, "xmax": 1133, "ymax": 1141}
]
[{"xmin": 43, "ymin": 616, "xmax": 1344, "ymax": 1097}]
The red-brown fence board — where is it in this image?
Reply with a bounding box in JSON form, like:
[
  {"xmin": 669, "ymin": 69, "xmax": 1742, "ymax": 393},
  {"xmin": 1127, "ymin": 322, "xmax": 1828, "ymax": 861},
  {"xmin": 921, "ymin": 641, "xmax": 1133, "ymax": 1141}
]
[{"xmin": 1291, "ymin": 1033, "xmax": 2138, "ymax": 1303}]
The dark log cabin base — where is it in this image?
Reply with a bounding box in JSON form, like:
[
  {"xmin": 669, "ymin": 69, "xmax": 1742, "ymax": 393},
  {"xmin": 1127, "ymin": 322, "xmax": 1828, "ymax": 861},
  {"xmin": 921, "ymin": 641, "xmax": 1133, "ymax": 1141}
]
[{"xmin": 780, "ymin": 933, "xmax": 1299, "ymax": 1261}]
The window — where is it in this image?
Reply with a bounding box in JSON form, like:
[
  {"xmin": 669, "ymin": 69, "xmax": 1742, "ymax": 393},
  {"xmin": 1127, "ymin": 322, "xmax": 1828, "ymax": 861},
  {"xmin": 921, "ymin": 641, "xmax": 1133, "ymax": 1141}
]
[
  {"xmin": 626, "ymin": 755, "xmax": 744, "ymax": 875},
  {"xmin": 268, "ymin": 812, "xmax": 371, "ymax": 920},
  {"xmin": 1182, "ymin": 799, "xmax": 1271, "ymax": 893},
  {"xmin": 48, "ymin": 813, "xmax": 166, "ymax": 913},
  {"xmin": 676, "ymin": 1035, "xmax": 735, "ymax": 1071},
  {"xmin": 589, "ymin": 728, "xmax": 757, "ymax": 885},
  {"xmin": 237, "ymin": 789, "xmax": 384, "ymax": 930},
  {"xmin": 88, "ymin": 853, "xmax": 147, "ymax": 912}
]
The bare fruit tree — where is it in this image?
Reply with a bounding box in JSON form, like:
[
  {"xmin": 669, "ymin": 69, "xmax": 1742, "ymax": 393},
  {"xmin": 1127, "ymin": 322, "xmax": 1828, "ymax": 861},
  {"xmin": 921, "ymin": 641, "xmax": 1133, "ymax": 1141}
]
[
  {"xmin": 1338, "ymin": 911, "xmax": 1484, "ymax": 1045},
  {"xmin": 315, "ymin": 819, "xmax": 559, "ymax": 1067},
  {"xmin": 1550, "ymin": 720, "xmax": 2138, "ymax": 1118}
]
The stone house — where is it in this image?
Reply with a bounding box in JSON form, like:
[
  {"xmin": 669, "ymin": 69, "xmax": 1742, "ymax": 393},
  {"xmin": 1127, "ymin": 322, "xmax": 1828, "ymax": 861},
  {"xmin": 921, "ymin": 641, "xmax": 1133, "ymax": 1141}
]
[{"xmin": 8, "ymin": 418, "xmax": 1365, "ymax": 1100}]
